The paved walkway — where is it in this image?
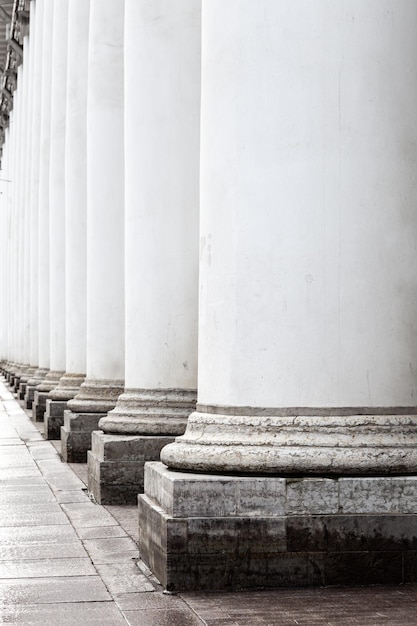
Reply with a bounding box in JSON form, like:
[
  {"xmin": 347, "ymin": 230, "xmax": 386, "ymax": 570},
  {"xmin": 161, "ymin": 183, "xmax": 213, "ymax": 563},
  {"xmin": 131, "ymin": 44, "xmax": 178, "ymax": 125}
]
[{"xmin": 1, "ymin": 378, "xmax": 417, "ymax": 625}]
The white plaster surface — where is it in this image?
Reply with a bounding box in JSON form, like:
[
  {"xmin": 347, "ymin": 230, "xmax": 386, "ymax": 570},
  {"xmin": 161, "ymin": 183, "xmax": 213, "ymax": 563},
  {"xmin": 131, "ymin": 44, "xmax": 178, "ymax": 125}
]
[
  {"xmin": 197, "ymin": 0, "xmax": 417, "ymax": 409},
  {"xmin": 48, "ymin": 0, "xmax": 68, "ymax": 373},
  {"xmin": 123, "ymin": 0, "xmax": 199, "ymax": 390},
  {"xmin": 37, "ymin": 0, "xmax": 54, "ymax": 370},
  {"xmin": 86, "ymin": 0, "xmax": 124, "ymax": 381},
  {"xmin": 64, "ymin": 0, "xmax": 89, "ymax": 376}
]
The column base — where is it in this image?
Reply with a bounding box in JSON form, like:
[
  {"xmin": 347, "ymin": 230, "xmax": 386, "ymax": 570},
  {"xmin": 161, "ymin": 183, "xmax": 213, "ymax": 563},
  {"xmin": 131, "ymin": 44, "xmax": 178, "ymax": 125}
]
[
  {"xmin": 32, "ymin": 370, "xmax": 65, "ymax": 422},
  {"xmin": 87, "ymin": 431, "xmax": 176, "ymax": 505},
  {"xmin": 162, "ymin": 408, "xmax": 417, "ymax": 474},
  {"xmin": 99, "ymin": 388, "xmax": 196, "ymax": 435},
  {"xmin": 61, "ymin": 409, "xmax": 106, "ymax": 463},
  {"xmin": 139, "ymin": 462, "xmax": 417, "ymax": 591},
  {"xmin": 44, "ymin": 400, "xmax": 68, "ymax": 439},
  {"xmin": 62, "ymin": 378, "xmax": 124, "ymax": 462},
  {"xmin": 24, "ymin": 368, "xmax": 52, "ymax": 410},
  {"xmin": 43, "ymin": 373, "xmax": 85, "ymax": 440},
  {"xmin": 33, "ymin": 391, "xmax": 50, "ymax": 422}
]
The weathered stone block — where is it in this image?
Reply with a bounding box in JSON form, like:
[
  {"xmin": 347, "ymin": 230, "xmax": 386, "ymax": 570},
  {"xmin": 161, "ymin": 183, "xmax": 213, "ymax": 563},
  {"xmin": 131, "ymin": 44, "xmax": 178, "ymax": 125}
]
[
  {"xmin": 287, "ymin": 514, "xmax": 417, "ymax": 552},
  {"xmin": 144, "ymin": 462, "xmax": 286, "ymax": 518},
  {"xmin": 24, "ymin": 384, "xmax": 37, "ymax": 410},
  {"xmin": 339, "ymin": 477, "xmax": 417, "ymax": 514},
  {"xmin": 33, "ymin": 390, "xmax": 49, "ymax": 422},
  {"xmin": 138, "ymin": 463, "xmax": 417, "ymax": 591},
  {"xmin": 18, "ymin": 382, "xmax": 27, "ymax": 400},
  {"xmin": 44, "ymin": 400, "xmax": 68, "ymax": 440},
  {"xmin": 322, "ymin": 551, "xmax": 403, "ymax": 586},
  {"xmin": 87, "ymin": 432, "xmax": 175, "ymax": 505},
  {"xmin": 61, "ymin": 410, "xmax": 105, "ymax": 463},
  {"xmin": 286, "ymin": 478, "xmax": 339, "ymax": 515}
]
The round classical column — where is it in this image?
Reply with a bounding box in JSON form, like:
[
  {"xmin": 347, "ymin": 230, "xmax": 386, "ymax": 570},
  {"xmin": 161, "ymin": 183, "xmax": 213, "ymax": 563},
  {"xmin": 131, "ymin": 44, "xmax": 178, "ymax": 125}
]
[
  {"xmin": 162, "ymin": 0, "xmax": 417, "ymax": 475},
  {"xmin": 64, "ymin": 0, "xmax": 124, "ymax": 461},
  {"xmin": 33, "ymin": 0, "xmax": 54, "ymax": 387},
  {"xmin": 87, "ymin": 0, "xmax": 200, "ymax": 503},
  {"xmin": 19, "ymin": 21, "xmax": 38, "ymax": 396},
  {"xmin": 51, "ymin": 0, "xmax": 90, "ymax": 402},
  {"xmin": 24, "ymin": 0, "xmax": 46, "ymax": 407},
  {"xmin": 99, "ymin": 0, "xmax": 200, "ymax": 437},
  {"xmin": 47, "ymin": 0, "xmax": 90, "ymax": 439},
  {"xmin": 47, "ymin": 0, "xmax": 69, "ymax": 383},
  {"xmin": 13, "ymin": 66, "xmax": 25, "ymax": 384},
  {"xmin": 14, "ymin": 37, "xmax": 32, "ymax": 394},
  {"xmin": 31, "ymin": 0, "xmax": 58, "ymax": 421}
]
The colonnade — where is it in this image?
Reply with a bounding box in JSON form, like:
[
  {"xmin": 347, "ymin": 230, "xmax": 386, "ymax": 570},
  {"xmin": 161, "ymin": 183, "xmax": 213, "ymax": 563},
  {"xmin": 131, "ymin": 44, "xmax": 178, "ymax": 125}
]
[{"xmin": 1, "ymin": 0, "xmax": 417, "ymax": 590}]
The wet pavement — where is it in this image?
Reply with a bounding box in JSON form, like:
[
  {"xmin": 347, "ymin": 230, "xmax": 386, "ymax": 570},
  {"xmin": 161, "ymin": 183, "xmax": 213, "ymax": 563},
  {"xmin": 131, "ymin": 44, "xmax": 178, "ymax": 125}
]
[{"xmin": 2, "ymin": 378, "xmax": 417, "ymax": 625}]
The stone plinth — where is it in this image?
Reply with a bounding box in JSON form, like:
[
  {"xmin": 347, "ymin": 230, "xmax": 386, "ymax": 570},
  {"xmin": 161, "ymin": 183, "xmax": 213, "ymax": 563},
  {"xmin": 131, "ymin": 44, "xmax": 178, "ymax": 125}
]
[
  {"xmin": 18, "ymin": 366, "xmax": 36, "ymax": 400},
  {"xmin": 44, "ymin": 373, "xmax": 85, "ymax": 440},
  {"xmin": 87, "ymin": 431, "xmax": 176, "ymax": 505},
  {"xmin": 32, "ymin": 370, "xmax": 63, "ymax": 422},
  {"xmin": 87, "ymin": 389, "xmax": 195, "ymax": 504},
  {"xmin": 24, "ymin": 367, "xmax": 50, "ymax": 410},
  {"xmin": 61, "ymin": 410, "xmax": 106, "ymax": 463},
  {"xmin": 44, "ymin": 400, "xmax": 68, "ymax": 439},
  {"xmin": 138, "ymin": 462, "xmax": 417, "ymax": 591},
  {"xmin": 61, "ymin": 378, "xmax": 124, "ymax": 462}
]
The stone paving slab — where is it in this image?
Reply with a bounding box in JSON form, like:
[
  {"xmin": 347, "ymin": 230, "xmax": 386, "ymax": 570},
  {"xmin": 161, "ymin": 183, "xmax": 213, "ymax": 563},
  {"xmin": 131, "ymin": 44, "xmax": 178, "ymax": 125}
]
[
  {"xmin": 0, "ymin": 602, "xmax": 130, "ymax": 625},
  {"xmin": 0, "ymin": 576, "xmax": 111, "ymax": 604},
  {"xmin": 75, "ymin": 524, "xmax": 129, "ymax": 540},
  {"xmin": 83, "ymin": 536, "xmax": 139, "ymax": 564},
  {"xmin": 61, "ymin": 500, "xmax": 122, "ymax": 527},
  {"xmin": 94, "ymin": 561, "xmax": 155, "ymax": 594},
  {"xmin": 0, "ymin": 557, "xmax": 96, "ymax": 578},
  {"xmin": 0, "ymin": 503, "xmax": 69, "ymax": 526},
  {"xmin": 0, "ymin": 540, "xmax": 88, "ymax": 561},
  {"xmin": 0, "ymin": 523, "xmax": 79, "ymax": 544},
  {"xmin": 0, "ymin": 485, "xmax": 55, "ymax": 504}
]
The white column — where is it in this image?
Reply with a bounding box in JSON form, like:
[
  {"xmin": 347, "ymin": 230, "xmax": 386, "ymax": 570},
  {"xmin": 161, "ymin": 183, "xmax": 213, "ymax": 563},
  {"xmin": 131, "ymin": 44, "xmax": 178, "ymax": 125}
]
[
  {"xmin": 13, "ymin": 67, "xmax": 24, "ymax": 372},
  {"xmin": 64, "ymin": 0, "xmax": 90, "ymax": 385},
  {"xmin": 36, "ymin": 0, "xmax": 54, "ymax": 382},
  {"xmin": 67, "ymin": 0, "xmax": 124, "ymax": 416},
  {"xmin": 162, "ymin": 0, "xmax": 417, "ymax": 475},
  {"xmin": 85, "ymin": 0, "xmax": 124, "ymax": 385},
  {"xmin": 87, "ymin": 0, "xmax": 200, "ymax": 504},
  {"xmin": 44, "ymin": 1, "xmax": 90, "ymax": 440},
  {"xmin": 24, "ymin": 0, "xmax": 46, "ymax": 404},
  {"xmin": 20, "ymin": 16, "xmax": 37, "ymax": 388},
  {"xmin": 50, "ymin": 0, "xmax": 90, "ymax": 406},
  {"xmin": 48, "ymin": 0, "xmax": 68, "ymax": 382},
  {"xmin": 15, "ymin": 33, "xmax": 33, "ymax": 390},
  {"xmin": 100, "ymin": 0, "xmax": 200, "ymax": 436}
]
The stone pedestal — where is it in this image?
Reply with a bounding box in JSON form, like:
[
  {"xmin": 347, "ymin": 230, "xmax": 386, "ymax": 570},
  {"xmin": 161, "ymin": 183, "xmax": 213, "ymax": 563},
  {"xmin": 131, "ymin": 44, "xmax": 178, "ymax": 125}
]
[
  {"xmin": 61, "ymin": 410, "xmax": 106, "ymax": 463},
  {"xmin": 24, "ymin": 367, "xmax": 49, "ymax": 409},
  {"xmin": 44, "ymin": 373, "xmax": 84, "ymax": 439},
  {"xmin": 139, "ymin": 462, "xmax": 417, "ymax": 591},
  {"xmin": 18, "ymin": 366, "xmax": 36, "ymax": 400},
  {"xmin": 44, "ymin": 400, "xmax": 69, "ymax": 440},
  {"xmin": 61, "ymin": 378, "xmax": 124, "ymax": 462},
  {"xmin": 88, "ymin": 431, "xmax": 175, "ymax": 505},
  {"xmin": 32, "ymin": 370, "xmax": 63, "ymax": 422},
  {"xmin": 88, "ymin": 389, "xmax": 195, "ymax": 503}
]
